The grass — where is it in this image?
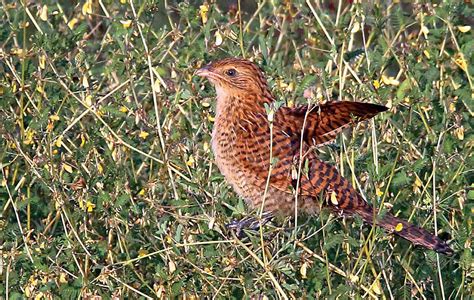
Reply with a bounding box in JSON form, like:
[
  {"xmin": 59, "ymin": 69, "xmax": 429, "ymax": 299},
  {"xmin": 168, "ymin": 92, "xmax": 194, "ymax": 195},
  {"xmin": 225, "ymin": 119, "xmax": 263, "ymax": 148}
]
[{"xmin": 0, "ymin": 0, "xmax": 473, "ymax": 298}]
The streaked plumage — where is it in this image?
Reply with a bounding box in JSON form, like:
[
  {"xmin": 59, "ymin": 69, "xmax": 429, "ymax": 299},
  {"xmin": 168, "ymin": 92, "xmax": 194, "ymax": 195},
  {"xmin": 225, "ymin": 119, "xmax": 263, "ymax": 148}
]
[{"xmin": 196, "ymin": 57, "xmax": 452, "ymax": 255}]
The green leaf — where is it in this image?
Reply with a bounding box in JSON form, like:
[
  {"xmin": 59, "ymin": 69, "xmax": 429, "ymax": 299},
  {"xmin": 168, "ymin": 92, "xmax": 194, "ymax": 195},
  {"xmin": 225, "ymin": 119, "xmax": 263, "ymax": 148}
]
[{"xmin": 391, "ymin": 171, "xmax": 411, "ymax": 188}]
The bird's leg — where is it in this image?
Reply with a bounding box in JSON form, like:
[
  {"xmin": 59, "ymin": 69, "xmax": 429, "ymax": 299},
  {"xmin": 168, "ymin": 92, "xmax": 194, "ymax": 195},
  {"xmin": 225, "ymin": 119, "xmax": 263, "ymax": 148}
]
[{"xmin": 226, "ymin": 211, "xmax": 274, "ymax": 237}]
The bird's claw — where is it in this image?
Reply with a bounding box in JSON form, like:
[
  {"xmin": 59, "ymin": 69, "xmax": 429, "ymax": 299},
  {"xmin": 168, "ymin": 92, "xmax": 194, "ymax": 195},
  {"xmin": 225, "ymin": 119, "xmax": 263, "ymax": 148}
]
[{"xmin": 226, "ymin": 212, "xmax": 274, "ymax": 238}]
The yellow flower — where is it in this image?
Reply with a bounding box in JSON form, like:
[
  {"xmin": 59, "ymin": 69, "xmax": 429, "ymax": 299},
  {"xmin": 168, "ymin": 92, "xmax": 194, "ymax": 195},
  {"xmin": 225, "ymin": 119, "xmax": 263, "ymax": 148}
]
[
  {"xmin": 67, "ymin": 18, "xmax": 79, "ymax": 30},
  {"xmin": 381, "ymin": 75, "xmax": 399, "ymax": 86},
  {"xmin": 457, "ymin": 25, "xmax": 471, "ymax": 33},
  {"xmin": 300, "ymin": 262, "xmax": 308, "ymax": 279},
  {"xmin": 199, "ymin": 4, "xmax": 209, "ymax": 24},
  {"xmin": 97, "ymin": 163, "xmax": 103, "ymax": 174},
  {"xmin": 423, "ymin": 50, "xmax": 430, "ymax": 59},
  {"xmin": 414, "ymin": 176, "xmax": 422, "ymax": 187},
  {"xmin": 454, "ymin": 126, "xmax": 464, "ymax": 140},
  {"xmin": 138, "ymin": 249, "xmax": 149, "ymax": 257},
  {"xmin": 120, "ymin": 20, "xmax": 132, "ymax": 29},
  {"xmin": 59, "ymin": 273, "xmax": 67, "ymax": 284},
  {"xmin": 351, "ymin": 21, "xmax": 361, "ymax": 33},
  {"xmin": 330, "ymin": 191, "xmax": 338, "ymax": 205},
  {"xmin": 371, "ymin": 279, "xmax": 382, "ymax": 295},
  {"xmin": 373, "ymin": 80, "xmax": 380, "ymax": 89},
  {"xmin": 448, "ymin": 102, "xmax": 456, "ymax": 113},
  {"xmin": 186, "ymin": 155, "xmax": 195, "ymax": 167},
  {"xmin": 85, "ymin": 95, "xmax": 93, "ymax": 106},
  {"xmin": 63, "ymin": 164, "xmax": 73, "ymax": 173},
  {"xmin": 413, "ymin": 175, "xmax": 423, "ymax": 193},
  {"xmin": 34, "ymin": 292, "xmax": 44, "ymax": 300},
  {"xmin": 395, "ymin": 223, "xmax": 403, "ymax": 232},
  {"xmin": 39, "ymin": 54, "xmax": 46, "ymax": 69},
  {"xmin": 49, "ymin": 115, "xmax": 60, "ymax": 121},
  {"xmin": 82, "ymin": 0, "xmax": 93, "ymax": 15},
  {"xmin": 23, "ymin": 129, "xmax": 35, "ymax": 145},
  {"xmin": 139, "ymin": 131, "xmax": 149, "ymax": 139},
  {"xmin": 36, "ymin": 84, "xmax": 44, "ymax": 95},
  {"xmin": 55, "ymin": 135, "xmax": 63, "ymax": 147},
  {"xmin": 86, "ymin": 201, "xmax": 95, "ymax": 212},
  {"xmin": 45, "ymin": 121, "xmax": 53, "ymax": 133},
  {"xmin": 39, "ymin": 5, "xmax": 48, "ymax": 21},
  {"xmin": 375, "ymin": 187, "xmax": 383, "ymax": 197},
  {"xmin": 454, "ymin": 53, "xmax": 467, "ymax": 72}
]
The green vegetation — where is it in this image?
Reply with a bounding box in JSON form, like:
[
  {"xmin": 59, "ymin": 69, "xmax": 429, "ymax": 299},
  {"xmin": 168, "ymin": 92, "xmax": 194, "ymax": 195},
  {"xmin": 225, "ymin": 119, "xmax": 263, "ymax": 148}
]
[{"xmin": 1, "ymin": 0, "xmax": 472, "ymax": 298}]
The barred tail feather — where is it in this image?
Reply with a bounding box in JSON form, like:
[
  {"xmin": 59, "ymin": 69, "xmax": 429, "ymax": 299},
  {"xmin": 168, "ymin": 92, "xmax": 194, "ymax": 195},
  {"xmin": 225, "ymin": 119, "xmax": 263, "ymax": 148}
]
[{"xmin": 355, "ymin": 203, "xmax": 453, "ymax": 255}]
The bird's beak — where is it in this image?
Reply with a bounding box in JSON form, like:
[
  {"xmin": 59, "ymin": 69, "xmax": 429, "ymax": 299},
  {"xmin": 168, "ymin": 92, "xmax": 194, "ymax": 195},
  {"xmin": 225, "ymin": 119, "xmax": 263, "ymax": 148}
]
[{"xmin": 195, "ymin": 65, "xmax": 212, "ymax": 77}]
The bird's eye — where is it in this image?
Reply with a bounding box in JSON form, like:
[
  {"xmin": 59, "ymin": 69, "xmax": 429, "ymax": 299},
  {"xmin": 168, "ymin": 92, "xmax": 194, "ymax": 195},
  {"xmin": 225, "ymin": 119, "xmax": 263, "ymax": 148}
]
[{"xmin": 225, "ymin": 69, "xmax": 237, "ymax": 77}]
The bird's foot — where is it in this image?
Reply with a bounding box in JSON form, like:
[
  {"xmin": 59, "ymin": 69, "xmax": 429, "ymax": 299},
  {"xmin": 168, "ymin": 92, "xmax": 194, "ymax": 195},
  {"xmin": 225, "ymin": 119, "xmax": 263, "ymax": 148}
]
[{"xmin": 226, "ymin": 212, "xmax": 274, "ymax": 237}]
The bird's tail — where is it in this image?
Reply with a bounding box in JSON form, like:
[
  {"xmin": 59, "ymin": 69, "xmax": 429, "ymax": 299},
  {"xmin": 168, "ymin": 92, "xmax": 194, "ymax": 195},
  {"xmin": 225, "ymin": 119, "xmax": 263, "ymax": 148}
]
[
  {"xmin": 304, "ymin": 158, "xmax": 453, "ymax": 254},
  {"xmin": 353, "ymin": 202, "xmax": 453, "ymax": 255}
]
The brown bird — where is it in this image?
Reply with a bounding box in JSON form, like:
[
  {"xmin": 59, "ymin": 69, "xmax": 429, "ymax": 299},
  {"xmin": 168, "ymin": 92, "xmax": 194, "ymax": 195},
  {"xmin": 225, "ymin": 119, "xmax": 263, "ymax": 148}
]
[{"xmin": 196, "ymin": 57, "xmax": 453, "ymax": 255}]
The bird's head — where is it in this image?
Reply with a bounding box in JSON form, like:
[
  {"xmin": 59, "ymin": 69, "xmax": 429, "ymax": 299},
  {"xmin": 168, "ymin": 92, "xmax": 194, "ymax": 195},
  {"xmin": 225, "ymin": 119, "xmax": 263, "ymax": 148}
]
[{"xmin": 195, "ymin": 58, "xmax": 270, "ymax": 100}]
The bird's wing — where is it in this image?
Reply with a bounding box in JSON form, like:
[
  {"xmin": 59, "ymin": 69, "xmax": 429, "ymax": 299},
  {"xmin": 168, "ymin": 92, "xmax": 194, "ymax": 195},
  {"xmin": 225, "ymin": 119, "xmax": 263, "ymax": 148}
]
[
  {"xmin": 240, "ymin": 116, "xmax": 335, "ymax": 198},
  {"xmin": 239, "ymin": 102, "xmax": 387, "ymax": 198},
  {"xmin": 278, "ymin": 101, "xmax": 388, "ymax": 146}
]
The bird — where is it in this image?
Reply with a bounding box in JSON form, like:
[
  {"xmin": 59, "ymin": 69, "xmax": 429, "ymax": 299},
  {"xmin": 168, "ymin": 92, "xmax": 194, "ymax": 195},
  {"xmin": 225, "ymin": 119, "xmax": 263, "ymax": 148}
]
[{"xmin": 196, "ymin": 57, "xmax": 453, "ymax": 255}]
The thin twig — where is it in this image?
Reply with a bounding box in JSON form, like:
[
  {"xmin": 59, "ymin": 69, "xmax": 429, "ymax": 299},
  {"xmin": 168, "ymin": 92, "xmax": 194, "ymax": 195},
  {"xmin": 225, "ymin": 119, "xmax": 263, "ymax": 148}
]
[{"xmin": 129, "ymin": 0, "xmax": 179, "ymax": 200}]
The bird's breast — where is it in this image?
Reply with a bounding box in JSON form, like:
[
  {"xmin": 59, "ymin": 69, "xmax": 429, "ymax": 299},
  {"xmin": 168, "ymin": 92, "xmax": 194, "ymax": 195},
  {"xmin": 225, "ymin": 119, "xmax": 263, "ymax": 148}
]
[
  {"xmin": 211, "ymin": 118, "xmax": 243, "ymax": 174},
  {"xmin": 211, "ymin": 115, "xmax": 268, "ymax": 201}
]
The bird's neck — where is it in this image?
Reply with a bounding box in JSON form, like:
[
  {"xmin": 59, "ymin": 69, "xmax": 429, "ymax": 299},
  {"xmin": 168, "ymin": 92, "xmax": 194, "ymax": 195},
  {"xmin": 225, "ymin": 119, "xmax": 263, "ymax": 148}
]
[
  {"xmin": 214, "ymin": 89, "xmax": 272, "ymax": 120},
  {"xmin": 212, "ymin": 89, "xmax": 273, "ymax": 157}
]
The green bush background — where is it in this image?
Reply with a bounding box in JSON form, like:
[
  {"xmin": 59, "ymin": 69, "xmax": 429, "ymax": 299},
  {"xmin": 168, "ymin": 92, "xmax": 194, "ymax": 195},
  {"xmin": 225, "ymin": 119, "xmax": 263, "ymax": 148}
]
[{"xmin": 1, "ymin": 0, "xmax": 472, "ymax": 298}]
